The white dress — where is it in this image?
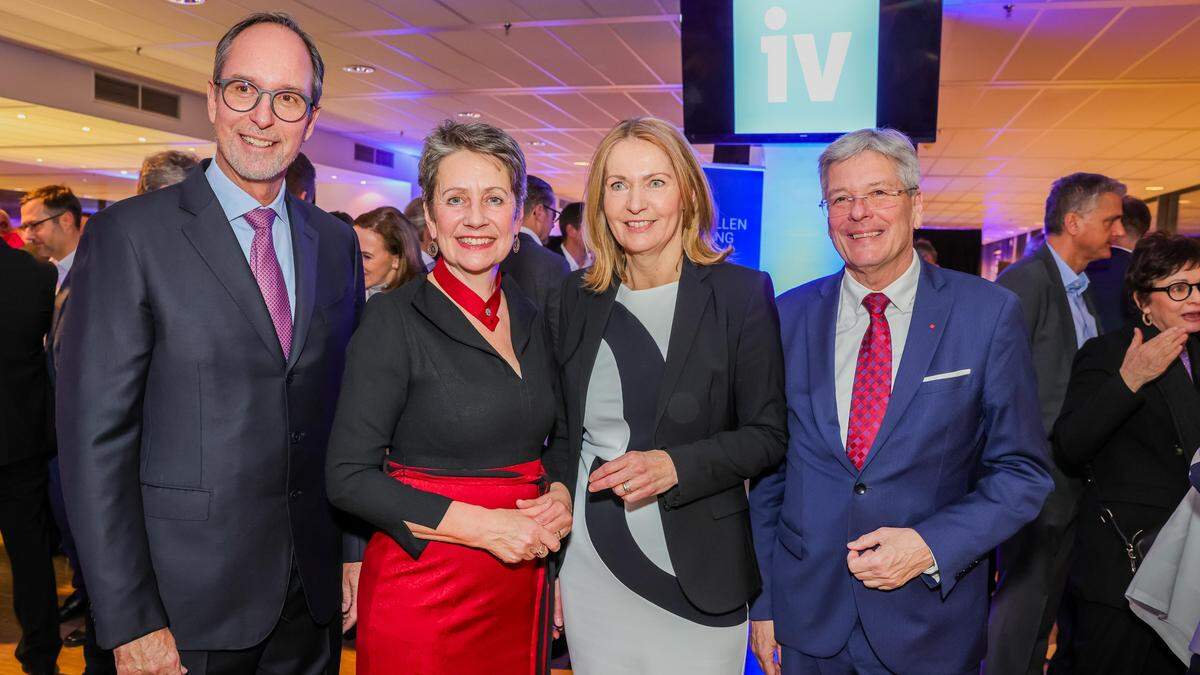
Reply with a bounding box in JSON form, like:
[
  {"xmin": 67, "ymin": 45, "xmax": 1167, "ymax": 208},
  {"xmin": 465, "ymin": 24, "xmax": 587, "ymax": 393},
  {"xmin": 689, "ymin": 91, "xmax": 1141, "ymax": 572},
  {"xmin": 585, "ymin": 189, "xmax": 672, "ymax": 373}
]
[{"xmin": 560, "ymin": 281, "xmax": 748, "ymax": 675}]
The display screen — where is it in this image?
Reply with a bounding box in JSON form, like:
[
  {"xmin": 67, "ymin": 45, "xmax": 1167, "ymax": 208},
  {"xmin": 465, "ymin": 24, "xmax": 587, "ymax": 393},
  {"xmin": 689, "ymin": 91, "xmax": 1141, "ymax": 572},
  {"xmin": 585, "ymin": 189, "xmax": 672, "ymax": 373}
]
[{"xmin": 683, "ymin": 0, "xmax": 942, "ymax": 144}]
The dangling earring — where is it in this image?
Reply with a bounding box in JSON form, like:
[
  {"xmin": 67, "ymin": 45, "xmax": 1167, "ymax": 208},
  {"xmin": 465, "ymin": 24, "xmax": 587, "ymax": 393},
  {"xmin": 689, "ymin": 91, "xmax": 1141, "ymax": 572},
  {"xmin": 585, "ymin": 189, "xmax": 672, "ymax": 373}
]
[
  {"xmin": 512, "ymin": 236, "xmax": 521, "ymax": 254},
  {"xmin": 1143, "ymin": 312, "xmax": 1153, "ymax": 327},
  {"xmin": 427, "ymin": 240, "xmax": 439, "ymax": 258}
]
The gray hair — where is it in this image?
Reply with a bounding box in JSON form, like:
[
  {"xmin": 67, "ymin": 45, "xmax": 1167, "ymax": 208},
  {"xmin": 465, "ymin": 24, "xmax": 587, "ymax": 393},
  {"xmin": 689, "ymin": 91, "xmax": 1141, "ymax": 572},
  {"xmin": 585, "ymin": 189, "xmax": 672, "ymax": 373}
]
[
  {"xmin": 213, "ymin": 12, "xmax": 325, "ymax": 107},
  {"xmin": 818, "ymin": 128, "xmax": 920, "ymax": 197},
  {"xmin": 1043, "ymin": 172, "xmax": 1127, "ymax": 235},
  {"xmin": 418, "ymin": 120, "xmax": 527, "ymax": 219},
  {"xmin": 137, "ymin": 150, "xmax": 200, "ymax": 194}
]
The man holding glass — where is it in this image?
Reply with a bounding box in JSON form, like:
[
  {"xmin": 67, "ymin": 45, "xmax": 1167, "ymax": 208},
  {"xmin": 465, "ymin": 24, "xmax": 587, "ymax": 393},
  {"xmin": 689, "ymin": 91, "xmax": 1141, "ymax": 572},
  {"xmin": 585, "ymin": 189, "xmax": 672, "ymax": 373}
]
[{"xmin": 56, "ymin": 12, "xmax": 364, "ymax": 675}]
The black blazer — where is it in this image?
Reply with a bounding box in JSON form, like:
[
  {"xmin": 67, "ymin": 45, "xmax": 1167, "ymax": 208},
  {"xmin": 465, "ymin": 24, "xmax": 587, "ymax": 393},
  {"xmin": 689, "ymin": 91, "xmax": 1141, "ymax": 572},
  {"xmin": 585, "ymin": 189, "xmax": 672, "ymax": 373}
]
[
  {"xmin": 501, "ymin": 232, "xmax": 570, "ymax": 339},
  {"xmin": 1084, "ymin": 246, "xmax": 1134, "ymax": 334},
  {"xmin": 1052, "ymin": 326, "xmax": 1198, "ymax": 608},
  {"xmin": 553, "ymin": 260, "xmax": 788, "ymax": 615},
  {"xmin": 56, "ymin": 163, "xmax": 364, "ymax": 650},
  {"xmin": 0, "ymin": 240, "xmax": 56, "ymax": 466}
]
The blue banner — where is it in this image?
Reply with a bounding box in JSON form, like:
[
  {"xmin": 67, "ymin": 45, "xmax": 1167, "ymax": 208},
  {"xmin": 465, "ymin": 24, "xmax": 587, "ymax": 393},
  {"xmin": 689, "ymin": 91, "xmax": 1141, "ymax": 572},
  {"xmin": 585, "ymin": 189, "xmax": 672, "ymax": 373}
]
[{"xmin": 704, "ymin": 163, "xmax": 765, "ymax": 271}]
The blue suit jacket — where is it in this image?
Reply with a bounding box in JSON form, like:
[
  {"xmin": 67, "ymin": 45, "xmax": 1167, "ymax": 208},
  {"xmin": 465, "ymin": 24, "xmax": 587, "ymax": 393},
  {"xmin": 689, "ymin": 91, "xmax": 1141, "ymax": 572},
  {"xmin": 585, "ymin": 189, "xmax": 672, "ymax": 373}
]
[{"xmin": 749, "ymin": 261, "xmax": 1053, "ymax": 673}]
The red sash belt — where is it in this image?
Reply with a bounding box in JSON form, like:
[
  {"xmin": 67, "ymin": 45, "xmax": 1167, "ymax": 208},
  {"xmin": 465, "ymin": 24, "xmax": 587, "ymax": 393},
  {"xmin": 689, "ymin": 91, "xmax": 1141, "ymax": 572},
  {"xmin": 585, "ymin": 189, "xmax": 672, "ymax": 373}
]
[{"xmin": 355, "ymin": 459, "xmax": 550, "ymax": 675}]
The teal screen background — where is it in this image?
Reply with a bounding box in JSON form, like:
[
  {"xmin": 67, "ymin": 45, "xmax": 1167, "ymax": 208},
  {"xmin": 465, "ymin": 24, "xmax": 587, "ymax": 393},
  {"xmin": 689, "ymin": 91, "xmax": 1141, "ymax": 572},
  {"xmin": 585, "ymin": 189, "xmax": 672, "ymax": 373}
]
[{"xmin": 734, "ymin": 0, "xmax": 880, "ymax": 135}]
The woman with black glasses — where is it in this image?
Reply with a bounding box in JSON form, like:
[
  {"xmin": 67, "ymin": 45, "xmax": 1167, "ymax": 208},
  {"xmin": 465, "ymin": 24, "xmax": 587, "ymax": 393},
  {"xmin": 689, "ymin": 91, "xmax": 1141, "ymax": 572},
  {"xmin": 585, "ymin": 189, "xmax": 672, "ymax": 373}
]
[{"xmin": 1053, "ymin": 232, "xmax": 1200, "ymax": 674}]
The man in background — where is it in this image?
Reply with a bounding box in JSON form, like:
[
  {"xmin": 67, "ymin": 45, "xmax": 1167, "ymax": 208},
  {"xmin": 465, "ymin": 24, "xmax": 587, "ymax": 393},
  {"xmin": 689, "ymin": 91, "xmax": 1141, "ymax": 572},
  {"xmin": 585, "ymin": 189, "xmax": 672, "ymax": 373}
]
[
  {"xmin": 500, "ymin": 175, "xmax": 569, "ymax": 337},
  {"xmin": 0, "ymin": 230, "xmax": 61, "ymax": 675},
  {"xmin": 914, "ymin": 237, "xmax": 938, "ymax": 266},
  {"xmin": 404, "ymin": 196, "xmax": 435, "ymax": 272},
  {"xmin": 547, "ymin": 201, "xmax": 592, "ymax": 271},
  {"xmin": 1085, "ymin": 195, "xmax": 1151, "ymax": 333},
  {"xmin": 989, "ymin": 172, "xmax": 1127, "ymax": 675},
  {"xmin": 286, "ymin": 151, "xmax": 316, "ymax": 204}
]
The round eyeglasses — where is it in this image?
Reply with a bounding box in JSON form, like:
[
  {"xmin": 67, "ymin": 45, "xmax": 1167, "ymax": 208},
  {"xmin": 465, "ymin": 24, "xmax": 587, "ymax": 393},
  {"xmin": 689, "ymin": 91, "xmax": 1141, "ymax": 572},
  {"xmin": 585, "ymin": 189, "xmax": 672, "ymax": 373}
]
[
  {"xmin": 820, "ymin": 187, "xmax": 918, "ymax": 217},
  {"xmin": 215, "ymin": 78, "xmax": 314, "ymax": 123},
  {"xmin": 1146, "ymin": 281, "xmax": 1200, "ymax": 302}
]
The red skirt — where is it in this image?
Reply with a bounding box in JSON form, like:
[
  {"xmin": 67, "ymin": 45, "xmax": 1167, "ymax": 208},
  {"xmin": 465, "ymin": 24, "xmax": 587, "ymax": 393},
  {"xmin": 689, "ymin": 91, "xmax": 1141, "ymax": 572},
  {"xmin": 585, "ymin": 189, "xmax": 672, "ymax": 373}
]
[{"xmin": 355, "ymin": 459, "xmax": 551, "ymax": 675}]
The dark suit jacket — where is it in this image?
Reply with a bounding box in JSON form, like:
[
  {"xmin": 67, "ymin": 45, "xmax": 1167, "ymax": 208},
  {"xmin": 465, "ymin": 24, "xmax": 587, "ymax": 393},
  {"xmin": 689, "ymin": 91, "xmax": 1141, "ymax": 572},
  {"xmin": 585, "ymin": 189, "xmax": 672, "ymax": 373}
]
[
  {"xmin": 1053, "ymin": 327, "xmax": 1197, "ymax": 608},
  {"xmin": 553, "ymin": 260, "xmax": 788, "ymax": 615},
  {"xmin": 751, "ymin": 261, "xmax": 1052, "ymax": 673},
  {"xmin": 56, "ymin": 164, "xmax": 364, "ymax": 650},
  {"xmin": 0, "ymin": 240, "xmax": 56, "ymax": 466},
  {"xmin": 501, "ymin": 232, "xmax": 569, "ymax": 339},
  {"xmin": 1084, "ymin": 246, "xmax": 1134, "ymax": 334}
]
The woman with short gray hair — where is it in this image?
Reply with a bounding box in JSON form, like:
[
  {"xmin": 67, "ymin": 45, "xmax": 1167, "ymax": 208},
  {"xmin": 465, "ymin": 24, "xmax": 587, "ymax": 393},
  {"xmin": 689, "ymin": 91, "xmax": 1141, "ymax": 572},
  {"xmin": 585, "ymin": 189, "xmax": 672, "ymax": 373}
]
[{"xmin": 327, "ymin": 120, "xmax": 572, "ymax": 674}]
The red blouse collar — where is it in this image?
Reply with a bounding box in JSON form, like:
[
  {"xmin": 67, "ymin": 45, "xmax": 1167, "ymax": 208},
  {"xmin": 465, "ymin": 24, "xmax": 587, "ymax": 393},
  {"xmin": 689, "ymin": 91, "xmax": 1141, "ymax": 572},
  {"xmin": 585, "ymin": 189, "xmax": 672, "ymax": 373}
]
[{"xmin": 432, "ymin": 258, "xmax": 503, "ymax": 331}]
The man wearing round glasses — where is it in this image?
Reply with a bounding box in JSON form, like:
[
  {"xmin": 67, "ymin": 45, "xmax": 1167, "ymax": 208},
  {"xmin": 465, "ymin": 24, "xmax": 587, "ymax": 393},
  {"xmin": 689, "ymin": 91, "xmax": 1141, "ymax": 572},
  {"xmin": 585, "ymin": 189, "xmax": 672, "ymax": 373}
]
[{"xmin": 57, "ymin": 12, "xmax": 364, "ymax": 675}]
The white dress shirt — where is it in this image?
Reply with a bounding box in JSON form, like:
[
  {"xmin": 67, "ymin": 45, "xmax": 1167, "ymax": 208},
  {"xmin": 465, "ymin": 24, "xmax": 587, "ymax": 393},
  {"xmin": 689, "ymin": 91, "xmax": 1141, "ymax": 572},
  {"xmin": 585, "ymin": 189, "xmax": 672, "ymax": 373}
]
[
  {"xmin": 562, "ymin": 246, "xmax": 592, "ymax": 272},
  {"xmin": 54, "ymin": 248, "xmax": 76, "ymax": 291},
  {"xmin": 519, "ymin": 226, "xmax": 543, "ymax": 246}
]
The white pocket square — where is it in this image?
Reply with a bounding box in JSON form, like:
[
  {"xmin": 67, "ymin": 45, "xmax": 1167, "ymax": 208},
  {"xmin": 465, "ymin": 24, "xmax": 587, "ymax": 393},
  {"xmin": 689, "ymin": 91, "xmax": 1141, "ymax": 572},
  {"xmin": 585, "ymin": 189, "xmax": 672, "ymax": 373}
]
[{"xmin": 922, "ymin": 369, "xmax": 971, "ymax": 383}]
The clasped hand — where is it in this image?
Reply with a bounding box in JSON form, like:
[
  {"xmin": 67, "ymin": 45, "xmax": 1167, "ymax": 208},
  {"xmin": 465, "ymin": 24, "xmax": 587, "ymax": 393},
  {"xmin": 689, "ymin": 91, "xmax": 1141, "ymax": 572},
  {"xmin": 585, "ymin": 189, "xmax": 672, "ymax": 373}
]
[
  {"xmin": 846, "ymin": 527, "xmax": 933, "ymax": 591},
  {"xmin": 478, "ymin": 482, "xmax": 572, "ymax": 564},
  {"xmin": 587, "ymin": 449, "xmax": 678, "ymax": 504}
]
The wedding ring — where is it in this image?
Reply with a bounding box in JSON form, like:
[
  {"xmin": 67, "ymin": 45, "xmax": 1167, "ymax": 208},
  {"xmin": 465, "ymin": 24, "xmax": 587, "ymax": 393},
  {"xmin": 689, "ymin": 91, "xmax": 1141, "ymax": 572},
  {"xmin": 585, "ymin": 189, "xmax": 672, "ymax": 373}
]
[
  {"xmin": 622, "ymin": 481, "xmax": 632, "ymax": 495},
  {"xmin": 555, "ymin": 528, "xmax": 564, "ymax": 539},
  {"xmin": 535, "ymin": 546, "xmax": 548, "ymax": 558}
]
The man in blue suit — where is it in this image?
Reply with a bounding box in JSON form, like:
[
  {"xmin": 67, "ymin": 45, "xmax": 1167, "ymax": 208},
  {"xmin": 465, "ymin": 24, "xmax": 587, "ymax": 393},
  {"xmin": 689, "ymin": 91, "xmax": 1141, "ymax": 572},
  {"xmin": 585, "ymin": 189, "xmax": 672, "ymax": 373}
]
[{"xmin": 749, "ymin": 128, "xmax": 1053, "ymax": 674}]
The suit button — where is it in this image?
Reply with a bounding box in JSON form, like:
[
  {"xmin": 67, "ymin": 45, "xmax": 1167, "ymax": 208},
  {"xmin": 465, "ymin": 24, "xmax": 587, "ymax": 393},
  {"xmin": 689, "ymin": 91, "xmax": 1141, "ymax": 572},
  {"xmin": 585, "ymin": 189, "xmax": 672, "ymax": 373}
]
[
  {"xmin": 286, "ymin": 373, "xmax": 295, "ymax": 385},
  {"xmin": 290, "ymin": 431, "xmax": 303, "ymax": 444},
  {"xmin": 854, "ymin": 483, "xmax": 867, "ymax": 495},
  {"xmin": 290, "ymin": 489, "xmax": 303, "ymax": 500}
]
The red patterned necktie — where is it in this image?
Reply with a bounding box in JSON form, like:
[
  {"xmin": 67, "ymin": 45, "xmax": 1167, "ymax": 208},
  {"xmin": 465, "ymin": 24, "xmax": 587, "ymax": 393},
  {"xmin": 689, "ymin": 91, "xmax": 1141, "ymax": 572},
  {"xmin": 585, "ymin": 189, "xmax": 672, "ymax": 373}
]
[
  {"xmin": 846, "ymin": 292, "xmax": 892, "ymax": 470},
  {"xmin": 244, "ymin": 207, "xmax": 292, "ymax": 359}
]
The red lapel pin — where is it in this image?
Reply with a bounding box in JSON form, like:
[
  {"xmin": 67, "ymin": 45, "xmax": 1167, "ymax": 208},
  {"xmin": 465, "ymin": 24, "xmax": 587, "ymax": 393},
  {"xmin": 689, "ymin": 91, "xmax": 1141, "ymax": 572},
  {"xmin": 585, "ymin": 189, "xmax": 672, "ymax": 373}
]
[{"xmin": 929, "ymin": 323, "xmax": 936, "ymax": 330}]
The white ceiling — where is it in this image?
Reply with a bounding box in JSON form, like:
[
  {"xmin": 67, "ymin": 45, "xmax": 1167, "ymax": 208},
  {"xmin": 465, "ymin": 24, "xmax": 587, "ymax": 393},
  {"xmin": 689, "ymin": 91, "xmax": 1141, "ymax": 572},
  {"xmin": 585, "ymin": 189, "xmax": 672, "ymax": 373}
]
[{"xmin": 0, "ymin": 0, "xmax": 1197, "ymax": 241}]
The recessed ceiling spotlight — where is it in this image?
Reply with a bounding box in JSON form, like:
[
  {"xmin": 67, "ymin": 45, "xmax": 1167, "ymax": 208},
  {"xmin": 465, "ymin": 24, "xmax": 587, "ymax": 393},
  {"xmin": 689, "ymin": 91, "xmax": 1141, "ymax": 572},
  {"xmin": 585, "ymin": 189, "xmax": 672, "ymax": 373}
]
[
  {"xmin": 16, "ymin": 113, "xmax": 26, "ymax": 120},
  {"xmin": 343, "ymin": 64, "xmax": 375, "ymax": 74},
  {"xmin": 528, "ymin": 140, "xmax": 547, "ymax": 147},
  {"xmin": 120, "ymin": 170, "xmax": 128, "ymax": 175},
  {"xmin": 1181, "ymin": 199, "xmax": 1193, "ymax": 205},
  {"xmin": 457, "ymin": 111, "xmax": 482, "ymax": 119},
  {"xmin": 166, "ymin": 0, "xmax": 205, "ymax": 5},
  {"xmin": 188, "ymin": 147, "xmax": 196, "ymax": 152},
  {"xmin": 573, "ymin": 161, "xmax": 589, "ymax": 166},
  {"xmin": 81, "ymin": 126, "xmax": 91, "ymax": 132},
  {"xmin": 360, "ymin": 180, "xmax": 367, "ymax": 185},
  {"xmin": 330, "ymin": 175, "xmax": 338, "ymax": 180},
  {"xmin": 138, "ymin": 137, "xmax": 147, "ymax": 143},
  {"xmin": 1146, "ymin": 186, "xmax": 1164, "ymax": 191},
  {"xmin": 35, "ymin": 158, "xmax": 43, "ymax": 163}
]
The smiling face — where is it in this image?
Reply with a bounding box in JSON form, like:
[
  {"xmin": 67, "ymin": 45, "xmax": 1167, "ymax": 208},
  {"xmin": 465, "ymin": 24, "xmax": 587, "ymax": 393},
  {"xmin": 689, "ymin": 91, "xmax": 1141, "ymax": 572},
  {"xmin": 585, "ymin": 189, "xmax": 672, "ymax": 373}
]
[
  {"xmin": 207, "ymin": 23, "xmax": 319, "ymax": 192},
  {"xmin": 425, "ymin": 150, "xmax": 519, "ymax": 276},
  {"xmin": 601, "ymin": 138, "xmax": 684, "ymax": 263},
  {"xmin": 1138, "ymin": 264, "xmax": 1200, "ymax": 334},
  {"xmin": 824, "ymin": 150, "xmax": 921, "ymax": 288}
]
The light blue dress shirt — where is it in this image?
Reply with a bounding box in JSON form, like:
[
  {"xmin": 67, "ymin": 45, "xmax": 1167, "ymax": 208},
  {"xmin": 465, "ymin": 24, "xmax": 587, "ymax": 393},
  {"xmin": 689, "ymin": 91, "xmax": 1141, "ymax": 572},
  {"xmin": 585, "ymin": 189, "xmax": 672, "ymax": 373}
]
[
  {"xmin": 205, "ymin": 160, "xmax": 296, "ymax": 320},
  {"xmin": 1046, "ymin": 242, "xmax": 1098, "ymax": 347}
]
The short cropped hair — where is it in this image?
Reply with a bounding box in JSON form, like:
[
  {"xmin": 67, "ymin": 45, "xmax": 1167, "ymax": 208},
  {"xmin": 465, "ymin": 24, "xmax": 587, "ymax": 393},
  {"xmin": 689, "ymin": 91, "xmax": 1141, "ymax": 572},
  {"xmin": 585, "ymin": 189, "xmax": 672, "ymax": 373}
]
[
  {"xmin": 1126, "ymin": 232, "xmax": 1200, "ymax": 309},
  {"xmin": 214, "ymin": 12, "xmax": 325, "ymax": 107},
  {"xmin": 1122, "ymin": 195, "xmax": 1152, "ymax": 239},
  {"xmin": 21, "ymin": 185, "xmax": 82, "ymax": 229},
  {"xmin": 818, "ymin": 128, "xmax": 920, "ymax": 197},
  {"xmin": 1043, "ymin": 173, "xmax": 1127, "ymax": 235},
  {"xmin": 524, "ymin": 175, "xmax": 556, "ymax": 217},
  {"xmin": 583, "ymin": 117, "xmax": 728, "ymax": 293},
  {"xmin": 137, "ymin": 150, "xmax": 199, "ymax": 194},
  {"xmin": 418, "ymin": 120, "xmax": 527, "ymax": 221},
  {"xmin": 559, "ymin": 201, "xmax": 584, "ymax": 232},
  {"xmin": 285, "ymin": 152, "xmax": 316, "ymax": 203}
]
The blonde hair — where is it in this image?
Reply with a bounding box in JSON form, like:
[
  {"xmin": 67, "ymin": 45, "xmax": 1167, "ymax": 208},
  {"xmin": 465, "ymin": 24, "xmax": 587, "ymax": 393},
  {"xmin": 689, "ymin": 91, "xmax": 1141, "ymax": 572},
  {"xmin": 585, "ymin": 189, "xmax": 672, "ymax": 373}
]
[{"xmin": 582, "ymin": 117, "xmax": 729, "ymax": 293}]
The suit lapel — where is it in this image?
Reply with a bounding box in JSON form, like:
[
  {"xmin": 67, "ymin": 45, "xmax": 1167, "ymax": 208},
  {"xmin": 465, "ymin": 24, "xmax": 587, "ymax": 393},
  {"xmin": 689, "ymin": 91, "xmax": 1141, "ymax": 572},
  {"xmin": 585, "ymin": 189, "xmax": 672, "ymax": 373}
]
[
  {"xmin": 178, "ymin": 169, "xmax": 285, "ymax": 363},
  {"xmin": 1036, "ymin": 245, "xmax": 1080, "ymax": 357},
  {"xmin": 285, "ymin": 196, "xmax": 318, "ymax": 371},
  {"xmin": 860, "ymin": 261, "xmax": 952, "ymax": 472},
  {"xmin": 653, "ymin": 261, "xmax": 713, "ymax": 432},
  {"xmin": 810, "ymin": 271, "xmax": 857, "ymax": 475}
]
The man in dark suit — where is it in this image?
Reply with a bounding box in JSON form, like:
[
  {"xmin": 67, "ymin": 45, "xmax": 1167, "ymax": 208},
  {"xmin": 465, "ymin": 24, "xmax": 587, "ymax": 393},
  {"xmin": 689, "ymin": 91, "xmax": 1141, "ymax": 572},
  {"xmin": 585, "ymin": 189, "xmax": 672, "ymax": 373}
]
[
  {"xmin": 750, "ymin": 128, "xmax": 1052, "ymax": 674},
  {"xmin": 500, "ymin": 175, "xmax": 569, "ymax": 337},
  {"xmin": 0, "ymin": 237, "xmax": 61, "ymax": 675},
  {"xmin": 989, "ymin": 172, "xmax": 1128, "ymax": 675},
  {"xmin": 546, "ymin": 201, "xmax": 592, "ymax": 272},
  {"xmin": 57, "ymin": 12, "xmax": 364, "ymax": 675},
  {"xmin": 1085, "ymin": 195, "xmax": 1151, "ymax": 334}
]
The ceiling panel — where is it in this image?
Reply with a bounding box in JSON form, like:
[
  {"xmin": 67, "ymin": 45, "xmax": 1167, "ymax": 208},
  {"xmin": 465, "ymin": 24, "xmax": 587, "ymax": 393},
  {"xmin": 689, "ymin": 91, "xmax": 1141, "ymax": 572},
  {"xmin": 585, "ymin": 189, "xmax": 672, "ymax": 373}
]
[{"xmin": 996, "ymin": 8, "xmax": 1120, "ymax": 81}]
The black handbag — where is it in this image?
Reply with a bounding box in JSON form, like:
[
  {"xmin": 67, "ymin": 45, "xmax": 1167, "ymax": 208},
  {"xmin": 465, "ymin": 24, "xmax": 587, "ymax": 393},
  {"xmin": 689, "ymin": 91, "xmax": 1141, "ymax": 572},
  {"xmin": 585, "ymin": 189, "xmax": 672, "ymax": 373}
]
[{"xmin": 1088, "ymin": 473, "xmax": 1159, "ymax": 574}]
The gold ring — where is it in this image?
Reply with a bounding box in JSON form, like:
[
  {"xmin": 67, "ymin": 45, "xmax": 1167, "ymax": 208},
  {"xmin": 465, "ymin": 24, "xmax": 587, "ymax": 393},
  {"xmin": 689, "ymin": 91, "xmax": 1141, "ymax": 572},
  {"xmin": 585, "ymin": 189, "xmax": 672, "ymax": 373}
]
[
  {"xmin": 536, "ymin": 547, "xmax": 548, "ymax": 558},
  {"xmin": 556, "ymin": 529, "xmax": 564, "ymax": 539},
  {"xmin": 622, "ymin": 481, "xmax": 632, "ymax": 495}
]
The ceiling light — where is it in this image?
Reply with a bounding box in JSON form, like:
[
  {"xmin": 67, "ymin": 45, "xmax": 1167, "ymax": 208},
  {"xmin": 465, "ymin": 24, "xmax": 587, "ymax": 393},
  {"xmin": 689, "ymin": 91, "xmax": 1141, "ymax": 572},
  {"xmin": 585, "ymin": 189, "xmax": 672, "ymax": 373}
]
[
  {"xmin": 573, "ymin": 161, "xmax": 589, "ymax": 166},
  {"xmin": 166, "ymin": 0, "xmax": 205, "ymax": 5},
  {"xmin": 528, "ymin": 141, "xmax": 547, "ymax": 147},
  {"xmin": 343, "ymin": 64, "xmax": 375, "ymax": 74},
  {"xmin": 81, "ymin": 126, "xmax": 91, "ymax": 132},
  {"xmin": 188, "ymin": 147, "xmax": 196, "ymax": 152},
  {"xmin": 360, "ymin": 180, "xmax": 367, "ymax": 185},
  {"xmin": 1146, "ymin": 186, "xmax": 1164, "ymax": 191},
  {"xmin": 16, "ymin": 113, "xmax": 26, "ymax": 120},
  {"xmin": 457, "ymin": 111, "xmax": 481, "ymax": 119},
  {"xmin": 120, "ymin": 170, "xmax": 128, "ymax": 175},
  {"xmin": 1181, "ymin": 199, "xmax": 1193, "ymax": 205},
  {"xmin": 36, "ymin": 158, "xmax": 43, "ymax": 163},
  {"xmin": 330, "ymin": 175, "xmax": 337, "ymax": 180},
  {"xmin": 138, "ymin": 137, "xmax": 147, "ymax": 143}
]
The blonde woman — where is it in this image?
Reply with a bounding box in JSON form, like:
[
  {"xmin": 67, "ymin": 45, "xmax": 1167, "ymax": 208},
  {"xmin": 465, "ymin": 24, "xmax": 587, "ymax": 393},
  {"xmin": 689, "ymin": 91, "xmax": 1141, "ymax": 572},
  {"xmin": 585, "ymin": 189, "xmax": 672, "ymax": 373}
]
[{"xmin": 552, "ymin": 117, "xmax": 787, "ymax": 673}]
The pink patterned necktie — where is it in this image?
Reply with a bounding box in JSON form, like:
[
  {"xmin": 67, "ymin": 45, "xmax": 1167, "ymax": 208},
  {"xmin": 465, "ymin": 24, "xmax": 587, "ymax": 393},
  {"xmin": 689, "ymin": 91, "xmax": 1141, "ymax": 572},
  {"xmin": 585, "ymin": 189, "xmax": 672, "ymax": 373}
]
[
  {"xmin": 244, "ymin": 207, "xmax": 292, "ymax": 359},
  {"xmin": 846, "ymin": 292, "xmax": 892, "ymax": 470}
]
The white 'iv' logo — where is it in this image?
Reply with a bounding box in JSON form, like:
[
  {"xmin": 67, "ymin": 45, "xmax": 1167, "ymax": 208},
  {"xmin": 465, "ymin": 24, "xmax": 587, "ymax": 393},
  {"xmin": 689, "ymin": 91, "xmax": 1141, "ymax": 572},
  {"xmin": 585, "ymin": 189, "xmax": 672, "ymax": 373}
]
[{"xmin": 760, "ymin": 6, "xmax": 852, "ymax": 103}]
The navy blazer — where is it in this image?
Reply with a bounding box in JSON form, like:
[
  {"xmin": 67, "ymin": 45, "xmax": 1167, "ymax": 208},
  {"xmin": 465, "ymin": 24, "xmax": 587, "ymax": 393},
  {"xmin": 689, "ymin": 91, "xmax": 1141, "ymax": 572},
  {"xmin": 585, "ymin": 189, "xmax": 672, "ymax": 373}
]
[
  {"xmin": 56, "ymin": 164, "xmax": 364, "ymax": 650},
  {"xmin": 749, "ymin": 261, "xmax": 1053, "ymax": 673}
]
